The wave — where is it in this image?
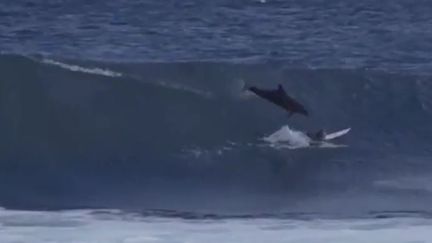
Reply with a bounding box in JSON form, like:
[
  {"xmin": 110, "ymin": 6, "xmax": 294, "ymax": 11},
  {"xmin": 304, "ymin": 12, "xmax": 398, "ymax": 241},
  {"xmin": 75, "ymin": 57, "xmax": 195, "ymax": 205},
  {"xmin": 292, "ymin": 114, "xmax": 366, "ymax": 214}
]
[
  {"xmin": 1, "ymin": 54, "xmax": 432, "ymax": 213},
  {"xmin": 263, "ymin": 125, "xmax": 311, "ymax": 149}
]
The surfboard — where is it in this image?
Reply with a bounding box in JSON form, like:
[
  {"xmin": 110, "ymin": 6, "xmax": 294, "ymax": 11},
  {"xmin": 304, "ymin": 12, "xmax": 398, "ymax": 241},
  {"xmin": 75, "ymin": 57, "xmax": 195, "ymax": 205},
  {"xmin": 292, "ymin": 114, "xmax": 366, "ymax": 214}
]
[{"xmin": 324, "ymin": 128, "xmax": 351, "ymax": 141}]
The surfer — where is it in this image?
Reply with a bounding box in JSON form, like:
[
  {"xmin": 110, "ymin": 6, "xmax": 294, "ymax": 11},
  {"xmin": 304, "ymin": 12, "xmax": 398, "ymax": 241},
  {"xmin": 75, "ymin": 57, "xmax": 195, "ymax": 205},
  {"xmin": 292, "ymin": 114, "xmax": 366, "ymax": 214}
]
[
  {"xmin": 247, "ymin": 84, "xmax": 309, "ymax": 117},
  {"xmin": 306, "ymin": 129, "xmax": 327, "ymax": 141},
  {"xmin": 307, "ymin": 128, "xmax": 351, "ymax": 144}
]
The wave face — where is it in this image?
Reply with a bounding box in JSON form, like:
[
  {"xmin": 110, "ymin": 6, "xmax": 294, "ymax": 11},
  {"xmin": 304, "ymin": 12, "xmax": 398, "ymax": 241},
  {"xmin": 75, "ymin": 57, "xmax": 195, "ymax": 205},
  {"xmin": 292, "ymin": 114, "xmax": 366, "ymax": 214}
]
[{"xmin": 1, "ymin": 54, "xmax": 432, "ymax": 214}]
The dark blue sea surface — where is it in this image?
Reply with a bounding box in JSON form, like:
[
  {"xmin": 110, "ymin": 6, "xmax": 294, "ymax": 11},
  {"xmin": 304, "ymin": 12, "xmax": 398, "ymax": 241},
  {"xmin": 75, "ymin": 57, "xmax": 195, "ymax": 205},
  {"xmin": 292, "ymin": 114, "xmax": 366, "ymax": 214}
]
[
  {"xmin": 2, "ymin": 0, "xmax": 432, "ymax": 73},
  {"xmin": 0, "ymin": 0, "xmax": 432, "ymax": 216}
]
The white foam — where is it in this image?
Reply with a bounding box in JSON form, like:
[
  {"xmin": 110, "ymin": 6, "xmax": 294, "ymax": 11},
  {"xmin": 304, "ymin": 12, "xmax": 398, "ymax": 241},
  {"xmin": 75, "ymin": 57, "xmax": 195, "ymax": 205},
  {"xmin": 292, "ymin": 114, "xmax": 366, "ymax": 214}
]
[
  {"xmin": 374, "ymin": 176, "xmax": 432, "ymax": 192},
  {"xmin": 1, "ymin": 208, "xmax": 432, "ymax": 243},
  {"xmin": 42, "ymin": 59, "xmax": 123, "ymax": 77},
  {"xmin": 41, "ymin": 59, "xmax": 215, "ymax": 99}
]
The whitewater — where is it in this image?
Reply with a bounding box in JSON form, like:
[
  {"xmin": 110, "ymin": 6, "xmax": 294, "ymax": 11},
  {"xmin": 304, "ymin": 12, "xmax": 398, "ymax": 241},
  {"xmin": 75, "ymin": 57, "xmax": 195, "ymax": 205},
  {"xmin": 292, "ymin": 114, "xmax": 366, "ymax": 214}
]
[{"xmin": 2, "ymin": 208, "xmax": 432, "ymax": 243}]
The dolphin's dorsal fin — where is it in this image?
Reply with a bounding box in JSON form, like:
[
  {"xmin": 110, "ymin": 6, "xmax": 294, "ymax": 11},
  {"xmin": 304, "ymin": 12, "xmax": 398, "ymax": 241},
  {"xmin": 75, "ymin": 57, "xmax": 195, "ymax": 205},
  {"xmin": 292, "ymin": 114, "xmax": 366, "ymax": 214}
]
[{"xmin": 278, "ymin": 84, "xmax": 285, "ymax": 93}]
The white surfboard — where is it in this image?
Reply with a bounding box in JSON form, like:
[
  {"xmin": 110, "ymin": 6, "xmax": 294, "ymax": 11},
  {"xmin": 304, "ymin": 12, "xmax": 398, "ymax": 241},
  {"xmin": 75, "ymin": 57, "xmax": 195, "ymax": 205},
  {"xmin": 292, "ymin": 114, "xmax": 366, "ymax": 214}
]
[{"xmin": 324, "ymin": 128, "xmax": 351, "ymax": 141}]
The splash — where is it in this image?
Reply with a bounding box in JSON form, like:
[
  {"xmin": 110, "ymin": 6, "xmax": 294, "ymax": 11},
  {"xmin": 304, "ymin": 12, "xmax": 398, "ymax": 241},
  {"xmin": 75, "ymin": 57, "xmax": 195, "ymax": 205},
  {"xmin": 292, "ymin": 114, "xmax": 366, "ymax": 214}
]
[{"xmin": 263, "ymin": 125, "xmax": 311, "ymax": 149}]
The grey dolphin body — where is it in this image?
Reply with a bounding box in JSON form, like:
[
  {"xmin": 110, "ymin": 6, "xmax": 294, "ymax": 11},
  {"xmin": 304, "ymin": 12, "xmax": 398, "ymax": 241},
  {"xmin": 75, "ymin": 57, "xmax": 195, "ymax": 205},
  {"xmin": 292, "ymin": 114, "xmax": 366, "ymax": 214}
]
[{"xmin": 248, "ymin": 84, "xmax": 309, "ymax": 117}]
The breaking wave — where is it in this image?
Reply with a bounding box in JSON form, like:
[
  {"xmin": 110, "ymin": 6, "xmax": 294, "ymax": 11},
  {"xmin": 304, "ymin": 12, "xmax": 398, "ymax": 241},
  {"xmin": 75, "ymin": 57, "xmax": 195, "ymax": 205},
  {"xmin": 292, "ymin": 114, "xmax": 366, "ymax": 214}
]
[{"xmin": 1, "ymin": 54, "xmax": 432, "ymax": 214}]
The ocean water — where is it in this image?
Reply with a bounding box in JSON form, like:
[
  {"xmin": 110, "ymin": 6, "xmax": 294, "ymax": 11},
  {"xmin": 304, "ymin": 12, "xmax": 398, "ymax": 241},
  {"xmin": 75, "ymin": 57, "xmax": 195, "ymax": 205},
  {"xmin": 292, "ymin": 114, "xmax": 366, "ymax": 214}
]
[
  {"xmin": 1, "ymin": 0, "xmax": 432, "ymax": 242},
  {"xmin": 2, "ymin": 208, "xmax": 432, "ymax": 243}
]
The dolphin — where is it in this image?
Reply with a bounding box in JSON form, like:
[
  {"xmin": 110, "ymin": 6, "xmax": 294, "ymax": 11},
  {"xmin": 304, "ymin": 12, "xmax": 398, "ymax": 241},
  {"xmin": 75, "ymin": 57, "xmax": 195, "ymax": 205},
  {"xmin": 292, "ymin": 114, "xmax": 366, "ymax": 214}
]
[{"xmin": 247, "ymin": 84, "xmax": 309, "ymax": 117}]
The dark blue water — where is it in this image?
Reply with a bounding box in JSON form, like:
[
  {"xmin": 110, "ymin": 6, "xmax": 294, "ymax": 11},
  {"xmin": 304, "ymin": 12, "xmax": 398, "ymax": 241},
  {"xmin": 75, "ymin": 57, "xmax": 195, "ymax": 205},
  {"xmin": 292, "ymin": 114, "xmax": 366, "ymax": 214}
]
[
  {"xmin": 2, "ymin": 0, "xmax": 432, "ymax": 73},
  {"xmin": 1, "ymin": 0, "xmax": 432, "ymax": 215}
]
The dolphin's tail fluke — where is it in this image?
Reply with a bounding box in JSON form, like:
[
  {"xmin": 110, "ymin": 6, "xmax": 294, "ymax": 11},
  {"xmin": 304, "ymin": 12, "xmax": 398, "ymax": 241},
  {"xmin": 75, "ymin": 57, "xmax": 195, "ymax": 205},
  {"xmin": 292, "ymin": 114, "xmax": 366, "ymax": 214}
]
[{"xmin": 240, "ymin": 80, "xmax": 250, "ymax": 92}]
